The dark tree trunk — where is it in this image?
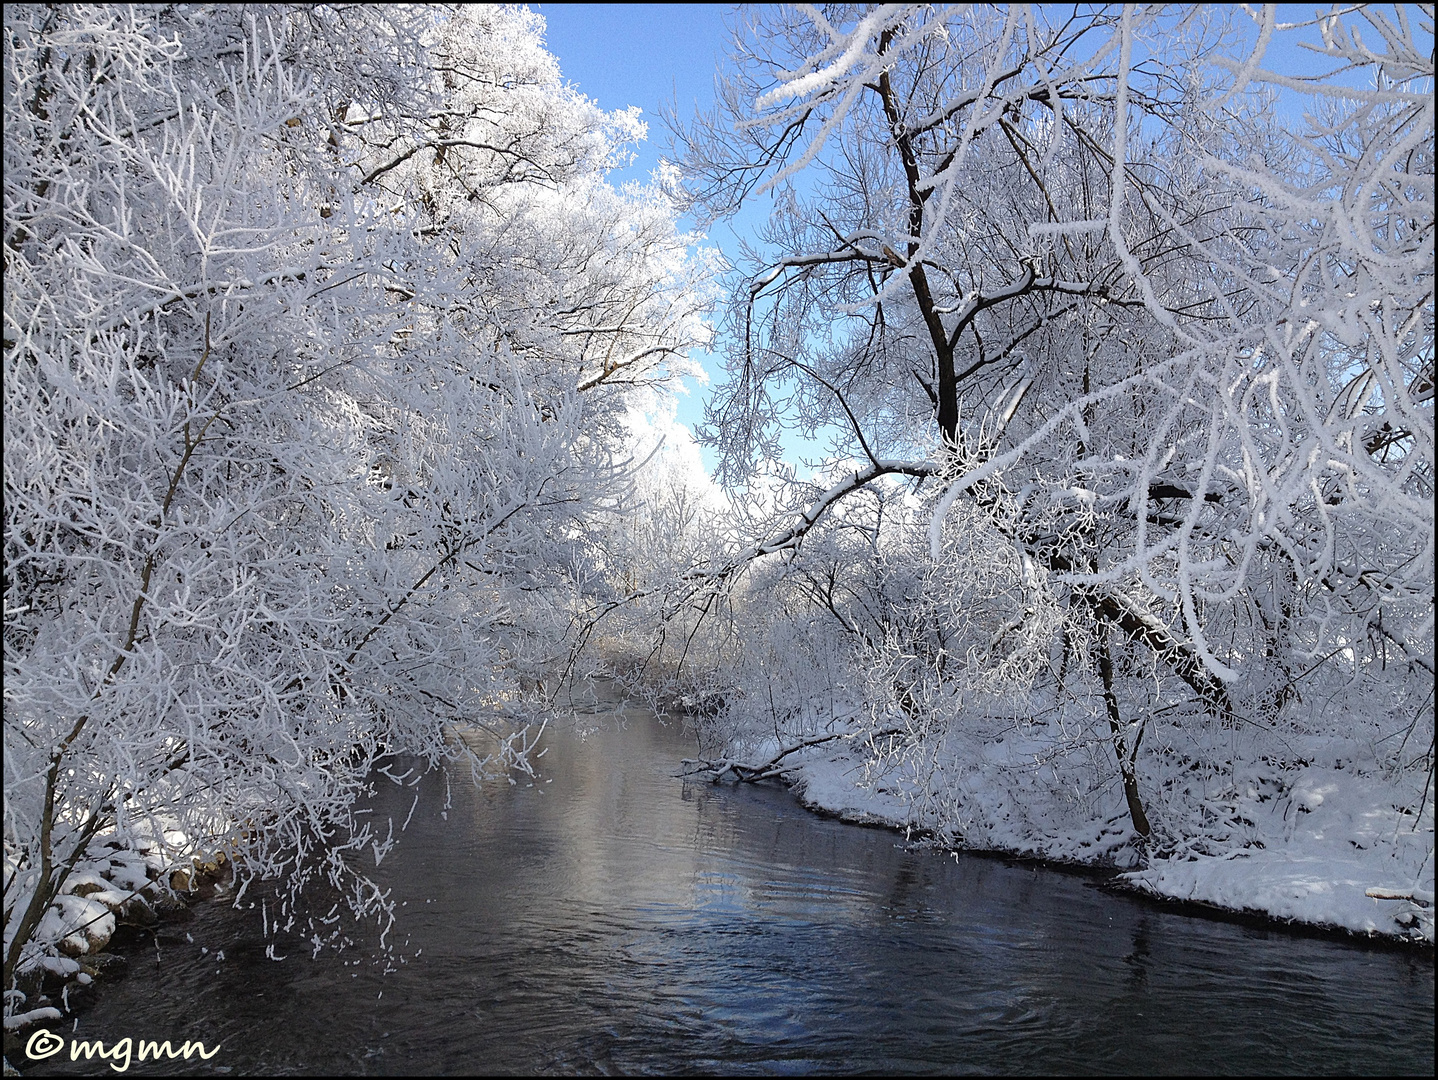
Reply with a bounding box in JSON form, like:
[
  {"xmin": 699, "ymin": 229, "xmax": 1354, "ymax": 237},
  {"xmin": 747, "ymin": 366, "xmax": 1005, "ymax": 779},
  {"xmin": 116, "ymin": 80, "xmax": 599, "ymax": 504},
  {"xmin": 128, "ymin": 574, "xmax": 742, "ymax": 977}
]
[{"xmin": 1095, "ymin": 627, "xmax": 1151, "ymax": 838}]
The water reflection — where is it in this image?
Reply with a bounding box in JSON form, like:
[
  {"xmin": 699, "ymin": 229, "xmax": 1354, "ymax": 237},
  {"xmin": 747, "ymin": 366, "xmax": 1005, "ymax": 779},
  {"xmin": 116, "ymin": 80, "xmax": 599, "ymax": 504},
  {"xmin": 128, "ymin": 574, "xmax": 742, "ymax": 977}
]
[{"xmin": 26, "ymin": 703, "xmax": 1435, "ymax": 1075}]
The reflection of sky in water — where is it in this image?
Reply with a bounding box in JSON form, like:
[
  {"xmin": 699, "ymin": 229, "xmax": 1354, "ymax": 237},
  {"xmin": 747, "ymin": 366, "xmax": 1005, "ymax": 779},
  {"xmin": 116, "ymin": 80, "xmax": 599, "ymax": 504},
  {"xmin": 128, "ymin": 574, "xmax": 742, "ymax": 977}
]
[{"xmin": 34, "ymin": 708, "xmax": 1435, "ymax": 1076}]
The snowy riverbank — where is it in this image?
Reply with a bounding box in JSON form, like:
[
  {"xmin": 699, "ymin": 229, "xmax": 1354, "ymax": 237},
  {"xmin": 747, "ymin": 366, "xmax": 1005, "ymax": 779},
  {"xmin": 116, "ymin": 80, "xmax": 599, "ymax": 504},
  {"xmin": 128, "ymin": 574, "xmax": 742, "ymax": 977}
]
[
  {"xmin": 2, "ymin": 836, "xmax": 228, "ymax": 1033},
  {"xmin": 740, "ymin": 726, "xmax": 1434, "ymax": 945}
]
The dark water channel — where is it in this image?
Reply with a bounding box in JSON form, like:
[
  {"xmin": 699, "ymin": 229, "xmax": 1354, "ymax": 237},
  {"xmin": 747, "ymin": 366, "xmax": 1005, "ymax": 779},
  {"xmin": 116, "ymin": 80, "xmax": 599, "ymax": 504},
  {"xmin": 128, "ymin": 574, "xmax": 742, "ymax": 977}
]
[{"xmin": 26, "ymin": 698, "xmax": 1435, "ymax": 1075}]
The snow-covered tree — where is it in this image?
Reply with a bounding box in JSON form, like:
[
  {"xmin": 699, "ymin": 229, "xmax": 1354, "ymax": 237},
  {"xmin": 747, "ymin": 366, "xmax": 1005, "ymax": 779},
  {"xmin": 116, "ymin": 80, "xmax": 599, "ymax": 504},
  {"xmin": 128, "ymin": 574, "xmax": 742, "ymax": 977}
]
[
  {"xmin": 3, "ymin": 2, "xmax": 711, "ymax": 998},
  {"xmin": 671, "ymin": 4, "xmax": 1432, "ymax": 849}
]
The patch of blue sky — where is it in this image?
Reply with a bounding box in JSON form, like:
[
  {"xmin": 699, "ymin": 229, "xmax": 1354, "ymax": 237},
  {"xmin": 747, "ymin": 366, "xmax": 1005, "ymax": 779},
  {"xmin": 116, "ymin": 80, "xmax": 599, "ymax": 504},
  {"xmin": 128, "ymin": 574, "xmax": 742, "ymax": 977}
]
[
  {"xmin": 537, "ymin": 3, "xmax": 842, "ymax": 482},
  {"xmin": 1235, "ymin": 4, "xmax": 1432, "ymax": 90}
]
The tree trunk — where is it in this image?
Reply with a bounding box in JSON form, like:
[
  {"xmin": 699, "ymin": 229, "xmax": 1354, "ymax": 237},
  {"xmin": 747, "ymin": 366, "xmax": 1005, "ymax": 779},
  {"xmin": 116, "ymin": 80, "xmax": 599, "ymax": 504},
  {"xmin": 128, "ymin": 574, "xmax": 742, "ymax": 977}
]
[{"xmin": 1095, "ymin": 626, "xmax": 1151, "ymax": 838}]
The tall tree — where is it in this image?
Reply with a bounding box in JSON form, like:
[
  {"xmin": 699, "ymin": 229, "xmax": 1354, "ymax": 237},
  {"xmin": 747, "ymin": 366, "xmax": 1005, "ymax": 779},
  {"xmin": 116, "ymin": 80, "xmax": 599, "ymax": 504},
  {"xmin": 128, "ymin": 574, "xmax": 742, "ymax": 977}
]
[
  {"xmin": 3, "ymin": 3, "xmax": 711, "ymax": 995},
  {"xmin": 671, "ymin": 4, "xmax": 1432, "ymax": 843}
]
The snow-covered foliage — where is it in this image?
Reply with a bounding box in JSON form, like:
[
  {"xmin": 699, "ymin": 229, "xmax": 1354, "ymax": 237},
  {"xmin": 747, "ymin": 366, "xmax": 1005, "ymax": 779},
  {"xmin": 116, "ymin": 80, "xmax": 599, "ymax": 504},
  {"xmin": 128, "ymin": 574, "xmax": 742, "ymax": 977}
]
[
  {"xmin": 3, "ymin": 3, "xmax": 711, "ymax": 998},
  {"xmin": 669, "ymin": 4, "xmax": 1432, "ymax": 935}
]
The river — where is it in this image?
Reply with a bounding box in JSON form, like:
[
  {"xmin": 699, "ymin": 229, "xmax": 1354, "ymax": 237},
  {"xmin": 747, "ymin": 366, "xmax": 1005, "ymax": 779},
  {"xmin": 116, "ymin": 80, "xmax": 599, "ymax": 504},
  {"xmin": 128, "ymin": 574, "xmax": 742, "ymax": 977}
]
[{"xmin": 21, "ymin": 693, "xmax": 1435, "ymax": 1075}]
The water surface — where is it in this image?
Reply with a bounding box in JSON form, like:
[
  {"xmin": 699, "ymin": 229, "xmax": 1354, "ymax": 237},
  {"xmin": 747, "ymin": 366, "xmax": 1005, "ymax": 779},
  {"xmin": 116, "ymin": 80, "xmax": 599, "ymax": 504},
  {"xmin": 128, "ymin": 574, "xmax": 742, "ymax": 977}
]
[{"xmin": 25, "ymin": 698, "xmax": 1436, "ymax": 1074}]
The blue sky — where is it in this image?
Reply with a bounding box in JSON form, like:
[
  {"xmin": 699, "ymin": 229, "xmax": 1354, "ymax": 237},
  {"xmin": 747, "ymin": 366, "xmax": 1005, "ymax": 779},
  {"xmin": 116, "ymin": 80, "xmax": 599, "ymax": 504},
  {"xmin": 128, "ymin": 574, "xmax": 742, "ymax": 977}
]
[
  {"xmin": 538, "ymin": 4, "xmax": 860, "ymax": 480},
  {"xmin": 536, "ymin": 4, "xmax": 731, "ymax": 193},
  {"xmin": 537, "ymin": 5, "xmax": 749, "ymax": 476}
]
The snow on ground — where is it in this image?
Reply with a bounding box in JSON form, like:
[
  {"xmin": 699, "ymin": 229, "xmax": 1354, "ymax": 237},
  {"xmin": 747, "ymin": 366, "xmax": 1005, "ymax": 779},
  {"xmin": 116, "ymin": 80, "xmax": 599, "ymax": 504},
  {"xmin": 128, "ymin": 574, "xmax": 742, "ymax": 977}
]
[
  {"xmin": 1121, "ymin": 761, "xmax": 1434, "ymax": 941},
  {"xmin": 753, "ymin": 725, "xmax": 1434, "ymax": 944}
]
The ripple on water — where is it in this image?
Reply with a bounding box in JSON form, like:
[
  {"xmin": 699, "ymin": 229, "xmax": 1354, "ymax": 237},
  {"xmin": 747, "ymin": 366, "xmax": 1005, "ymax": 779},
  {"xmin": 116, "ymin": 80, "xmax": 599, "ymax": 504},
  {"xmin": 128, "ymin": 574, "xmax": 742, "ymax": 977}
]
[{"xmin": 27, "ymin": 710, "xmax": 1435, "ymax": 1076}]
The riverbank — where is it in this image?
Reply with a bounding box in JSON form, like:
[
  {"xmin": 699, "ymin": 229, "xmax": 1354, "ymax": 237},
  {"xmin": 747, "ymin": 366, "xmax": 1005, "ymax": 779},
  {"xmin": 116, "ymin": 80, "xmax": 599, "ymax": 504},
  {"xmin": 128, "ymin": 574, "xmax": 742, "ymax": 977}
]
[
  {"xmin": 9, "ymin": 704, "xmax": 1433, "ymax": 1076},
  {"xmin": 754, "ymin": 727, "xmax": 1434, "ymax": 946},
  {"xmin": 2, "ymin": 839, "xmax": 230, "ymax": 1038}
]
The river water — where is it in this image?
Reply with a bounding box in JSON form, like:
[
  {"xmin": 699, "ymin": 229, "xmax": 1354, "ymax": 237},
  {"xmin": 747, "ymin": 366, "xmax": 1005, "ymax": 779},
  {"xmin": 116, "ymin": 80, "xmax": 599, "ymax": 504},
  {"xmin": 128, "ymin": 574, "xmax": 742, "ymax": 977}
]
[{"xmin": 24, "ymin": 695, "xmax": 1435, "ymax": 1075}]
